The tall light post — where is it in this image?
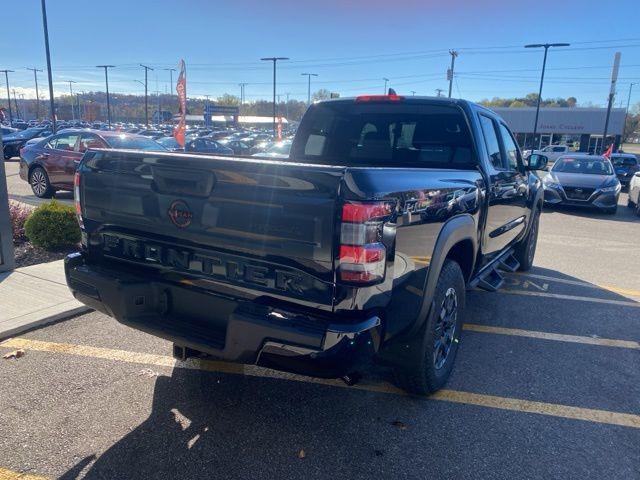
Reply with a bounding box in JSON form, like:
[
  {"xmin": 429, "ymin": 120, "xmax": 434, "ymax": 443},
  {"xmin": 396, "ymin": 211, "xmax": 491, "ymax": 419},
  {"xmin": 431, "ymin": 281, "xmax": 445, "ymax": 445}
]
[
  {"xmin": 163, "ymin": 68, "xmax": 176, "ymax": 95},
  {"xmin": 96, "ymin": 65, "xmax": 115, "ymax": 127},
  {"xmin": 26, "ymin": 67, "xmax": 43, "ymax": 120},
  {"xmin": 12, "ymin": 89, "xmax": 19, "ymax": 119},
  {"xmin": 140, "ymin": 64, "xmax": 154, "ymax": 127},
  {"xmin": 525, "ymin": 42, "xmax": 570, "ymax": 150},
  {"xmin": 447, "ymin": 50, "xmax": 458, "ymax": 98},
  {"xmin": 261, "ymin": 57, "xmax": 289, "ymax": 137},
  {"xmin": 383, "ymin": 77, "xmax": 389, "ymax": 94},
  {"xmin": 410, "ymin": 90, "xmax": 416, "ymax": 96},
  {"xmin": 40, "ymin": 0, "xmax": 57, "ymax": 131},
  {"xmin": 301, "ymin": 73, "xmax": 318, "ymax": 105},
  {"xmin": 0, "ymin": 70, "xmax": 14, "ymax": 124},
  {"xmin": 623, "ymin": 82, "xmax": 637, "ymax": 143},
  {"xmin": 238, "ymin": 82, "xmax": 247, "ymax": 106},
  {"xmin": 66, "ymin": 80, "xmax": 76, "ymax": 120}
]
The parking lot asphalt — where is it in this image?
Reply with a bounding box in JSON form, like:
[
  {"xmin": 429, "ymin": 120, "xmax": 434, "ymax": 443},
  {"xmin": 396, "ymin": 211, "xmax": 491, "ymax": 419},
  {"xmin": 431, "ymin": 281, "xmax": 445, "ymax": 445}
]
[{"xmin": 1, "ymin": 165, "xmax": 639, "ymax": 479}]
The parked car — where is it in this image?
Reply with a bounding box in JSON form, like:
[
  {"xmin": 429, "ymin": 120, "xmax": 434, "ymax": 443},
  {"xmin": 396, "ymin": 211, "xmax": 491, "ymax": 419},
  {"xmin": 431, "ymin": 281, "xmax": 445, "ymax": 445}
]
[
  {"xmin": 1, "ymin": 126, "xmax": 18, "ymax": 136},
  {"xmin": 66, "ymin": 95, "xmax": 544, "ymax": 395},
  {"xmin": 524, "ymin": 144, "xmax": 571, "ymax": 162},
  {"xmin": 610, "ymin": 153, "xmax": 639, "ymax": 189},
  {"xmin": 627, "ymin": 170, "xmax": 640, "ymax": 216},
  {"xmin": 219, "ymin": 139, "xmax": 252, "ymax": 155},
  {"xmin": 157, "ymin": 136, "xmax": 183, "ymax": 152},
  {"xmin": 19, "ymin": 130, "xmax": 165, "ymax": 198},
  {"xmin": 185, "ymin": 137, "xmax": 233, "ymax": 155},
  {"xmin": 3, "ymin": 127, "xmax": 52, "ymax": 159},
  {"xmin": 251, "ymin": 140, "xmax": 292, "ymax": 159},
  {"xmin": 541, "ymin": 153, "xmax": 621, "ymax": 214}
]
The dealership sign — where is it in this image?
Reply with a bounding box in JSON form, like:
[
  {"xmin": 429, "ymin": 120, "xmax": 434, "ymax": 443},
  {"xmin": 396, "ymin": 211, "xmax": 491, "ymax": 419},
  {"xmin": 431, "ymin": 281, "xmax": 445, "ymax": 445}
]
[{"xmin": 493, "ymin": 107, "xmax": 626, "ymax": 135}]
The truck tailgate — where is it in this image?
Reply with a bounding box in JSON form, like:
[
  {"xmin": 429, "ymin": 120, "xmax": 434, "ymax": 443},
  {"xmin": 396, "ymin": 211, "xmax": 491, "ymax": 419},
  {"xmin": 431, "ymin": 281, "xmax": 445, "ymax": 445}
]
[{"xmin": 80, "ymin": 150, "xmax": 345, "ymax": 309}]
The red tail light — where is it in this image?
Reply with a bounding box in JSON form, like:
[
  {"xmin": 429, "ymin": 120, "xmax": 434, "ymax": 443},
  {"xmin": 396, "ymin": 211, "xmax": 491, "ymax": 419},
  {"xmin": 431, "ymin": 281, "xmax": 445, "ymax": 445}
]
[
  {"xmin": 355, "ymin": 94, "xmax": 404, "ymax": 103},
  {"xmin": 339, "ymin": 201, "xmax": 393, "ymax": 284},
  {"xmin": 74, "ymin": 172, "xmax": 84, "ymax": 230}
]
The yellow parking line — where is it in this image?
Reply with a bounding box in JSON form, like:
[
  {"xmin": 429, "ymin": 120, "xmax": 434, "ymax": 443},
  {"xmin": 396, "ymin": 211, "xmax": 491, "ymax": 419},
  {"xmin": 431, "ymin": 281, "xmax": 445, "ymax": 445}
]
[
  {"xmin": 463, "ymin": 323, "xmax": 640, "ymax": 350},
  {"xmin": 514, "ymin": 273, "xmax": 640, "ymax": 298},
  {"xmin": 502, "ymin": 289, "xmax": 640, "ymax": 307},
  {"xmin": 2, "ymin": 337, "xmax": 639, "ymax": 429},
  {"xmin": 0, "ymin": 467, "xmax": 50, "ymax": 480}
]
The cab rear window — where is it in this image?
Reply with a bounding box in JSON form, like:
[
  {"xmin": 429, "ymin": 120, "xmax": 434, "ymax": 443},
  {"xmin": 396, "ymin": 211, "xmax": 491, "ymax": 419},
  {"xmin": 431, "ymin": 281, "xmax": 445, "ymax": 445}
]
[{"xmin": 292, "ymin": 102, "xmax": 476, "ymax": 168}]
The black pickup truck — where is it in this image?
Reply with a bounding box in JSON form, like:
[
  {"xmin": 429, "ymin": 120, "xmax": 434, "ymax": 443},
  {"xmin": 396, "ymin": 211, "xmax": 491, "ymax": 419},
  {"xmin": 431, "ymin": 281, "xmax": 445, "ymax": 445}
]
[{"xmin": 65, "ymin": 95, "xmax": 547, "ymax": 394}]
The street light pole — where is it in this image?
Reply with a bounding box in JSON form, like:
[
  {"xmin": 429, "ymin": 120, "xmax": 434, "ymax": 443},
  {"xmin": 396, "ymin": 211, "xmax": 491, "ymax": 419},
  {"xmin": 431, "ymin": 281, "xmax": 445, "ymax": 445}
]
[
  {"xmin": 622, "ymin": 82, "xmax": 637, "ymax": 143},
  {"xmin": 410, "ymin": 90, "xmax": 416, "ymax": 96},
  {"xmin": 26, "ymin": 67, "xmax": 43, "ymax": 120},
  {"xmin": 40, "ymin": 0, "xmax": 57, "ymax": 132},
  {"xmin": 0, "ymin": 70, "xmax": 14, "ymax": 124},
  {"xmin": 261, "ymin": 57, "xmax": 289, "ymax": 137},
  {"xmin": 525, "ymin": 43, "xmax": 570, "ymax": 150},
  {"xmin": 140, "ymin": 64, "xmax": 154, "ymax": 127},
  {"xmin": 96, "ymin": 65, "xmax": 115, "ymax": 128},
  {"xmin": 383, "ymin": 77, "xmax": 389, "ymax": 94},
  {"xmin": 12, "ymin": 89, "xmax": 19, "ymax": 119},
  {"xmin": 67, "ymin": 80, "xmax": 76, "ymax": 121},
  {"xmin": 301, "ymin": 73, "xmax": 318, "ymax": 105}
]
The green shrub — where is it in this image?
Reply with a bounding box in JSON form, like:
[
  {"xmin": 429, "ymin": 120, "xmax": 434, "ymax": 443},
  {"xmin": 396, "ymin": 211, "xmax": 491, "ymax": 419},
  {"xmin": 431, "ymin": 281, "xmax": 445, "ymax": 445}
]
[{"xmin": 24, "ymin": 201, "xmax": 81, "ymax": 250}]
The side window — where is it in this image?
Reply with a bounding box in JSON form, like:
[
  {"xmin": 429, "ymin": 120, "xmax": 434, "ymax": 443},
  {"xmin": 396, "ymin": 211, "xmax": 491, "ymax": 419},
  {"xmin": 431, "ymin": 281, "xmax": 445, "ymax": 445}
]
[
  {"xmin": 44, "ymin": 136, "xmax": 59, "ymax": 149},
  {"xmin": 78, "ymin": 135, "xmax": 107, "ymax": 152},
  {"xmin": 553, "ymin": 146, "xmax": 565, "ymax": 152},
  {"xmin": 479, "ymin": 115, "xmax": 503, "ymax": 169},
  {"xmin": 498, "ymin": 123, "xmax": 521, "ymax": 171},
  {"xmin": 54, "ymin": 134, "xmax": 79, "ymax": 151}
]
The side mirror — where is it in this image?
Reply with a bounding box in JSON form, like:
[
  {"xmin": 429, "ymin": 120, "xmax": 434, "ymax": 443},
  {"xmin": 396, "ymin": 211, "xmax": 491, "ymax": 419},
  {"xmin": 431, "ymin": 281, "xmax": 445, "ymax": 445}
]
[
  {"xmin": 527, "ymin": 153, "xmax": 549, "ymax": 171},
  {"xmin": 634, "ymin": 171, "xmax": 640, "ymax": 178}
]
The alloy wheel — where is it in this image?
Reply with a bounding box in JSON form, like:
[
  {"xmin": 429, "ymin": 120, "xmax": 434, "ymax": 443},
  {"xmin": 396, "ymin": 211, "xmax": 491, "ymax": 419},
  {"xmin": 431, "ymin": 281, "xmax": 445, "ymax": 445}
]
[
  {"xmin": 433, "ymin": 287, "xmax": 458, "ymax": 370},
  {"xmin": 31, "ymin": 170, "xmax": 47, "ymax": 197}
]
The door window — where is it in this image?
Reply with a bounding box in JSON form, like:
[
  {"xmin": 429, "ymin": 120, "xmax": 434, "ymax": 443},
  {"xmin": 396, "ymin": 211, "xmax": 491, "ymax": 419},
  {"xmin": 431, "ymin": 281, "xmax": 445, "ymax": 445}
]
[
  {"xmin": 479, "ymin": 115, "xmax": 503, "ymax": 169},
  {"xmin": 54, "ymin": 134, "xmax": 79, "ymax": 152},
  {"xmin": 498, "ymin": 123, "xmax": 521, "ymax": 171},
  {"xmin": 78, "ymin": 135, "xmax": 107, "ymax": 152}
]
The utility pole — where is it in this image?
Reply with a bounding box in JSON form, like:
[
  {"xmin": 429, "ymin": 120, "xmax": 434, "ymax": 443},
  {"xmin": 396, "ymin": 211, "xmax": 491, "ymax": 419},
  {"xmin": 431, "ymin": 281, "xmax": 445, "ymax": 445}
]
[
  {"xmin": 383, "ymin": 77, "xmax": 389, "ymax": 94},
  {"xmin": 76, "ymin": 92, "xmax": 82, "ymax": 121},
  {"xmin": 163, "ymin": 67, "xmax": 176, "ymax": 95},
  {"xmin": 66, "ymin": 80, "xmax": 76, "ymax": 120},
  {"xmin": 623, "ymin": 82, "xmax": 637, "ymax": 143},
  {"xmin": 12, "ymin": 89, "xmax": 19, "ymax": 119},
  {"xmin": 435, "ymin": 88, "xmax": 444, "ymax": 97},
  {"xmin": 40, "ymin": 0, "xmax": 57, "ymax": 132},
  {"xmin": 0, "ymin": 70, "xmax": 14, "ymax": 124},
  {"xmin": 96, "ymin": 65, "xmax": 115, "ymax": 127},
  {"xmin": 301, "ymin": 73, "xmax": 318, "ymax": 105},
  {"xmin": 261, "ymin": 57, "xmax": 289, "ymax": 137},
  {"xmin": 238, "ymin": 83, "xmax": 247, "ymax": 105},
  {"xmin": 602, "ymin": 51, "xmax": 621, "ymax": 153},
  {"xmin": 140, "ymin": 64, "xmax": 154, "ymax": 127},
  {"xmin": 26, "ymin": 67, "xmax": 43, "ymax": 120},
  {"xmin": 285, "ymin": 92, "xmax": 290, "ymax": 120},
  {"xmin": 525, "ymin": 42, "xmax": 570, "ymax": 150},
  {"xmin": 410, "ymin": 90, "xmax": 417, "ymax": 96},
  {"xmin": 447, "ymin": 50, "xmax": 458, "ymax": 98}
]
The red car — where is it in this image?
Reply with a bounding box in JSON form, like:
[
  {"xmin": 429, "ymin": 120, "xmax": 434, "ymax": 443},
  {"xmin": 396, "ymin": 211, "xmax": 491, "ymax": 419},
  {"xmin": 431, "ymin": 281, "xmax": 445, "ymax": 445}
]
[{"xmin": 19, "ymin": 129, "xmax": 165, "ymax": 198}]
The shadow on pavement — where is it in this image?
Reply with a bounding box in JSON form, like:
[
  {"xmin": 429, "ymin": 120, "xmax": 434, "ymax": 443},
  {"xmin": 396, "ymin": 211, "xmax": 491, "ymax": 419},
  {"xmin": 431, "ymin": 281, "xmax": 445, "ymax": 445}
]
[{"xmin": 541, "ymin": 193, "xmax": 639, "ymax": 224}]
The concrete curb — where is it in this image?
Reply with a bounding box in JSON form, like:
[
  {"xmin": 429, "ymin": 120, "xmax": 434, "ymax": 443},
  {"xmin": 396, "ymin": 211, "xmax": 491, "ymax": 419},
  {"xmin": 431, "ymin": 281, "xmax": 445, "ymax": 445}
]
[{"xmin": 0, "ymin": 305, "xmax": 92, "ymax": 340}]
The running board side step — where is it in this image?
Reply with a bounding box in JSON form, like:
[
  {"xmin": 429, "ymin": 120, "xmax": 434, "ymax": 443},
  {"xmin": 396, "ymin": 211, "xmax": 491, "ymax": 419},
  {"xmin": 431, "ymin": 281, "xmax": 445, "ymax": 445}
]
[{"xmin": 469, "ymin": 251, "xmax": 519, "ymax": 292}]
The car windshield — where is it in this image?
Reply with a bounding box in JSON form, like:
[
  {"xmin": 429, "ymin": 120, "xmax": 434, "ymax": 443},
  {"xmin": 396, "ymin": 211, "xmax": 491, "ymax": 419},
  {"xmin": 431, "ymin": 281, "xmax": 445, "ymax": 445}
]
[
  {"xmin": 106, "ymin": 135, "xmax": 166, "ymax": 151},
  {"xmin": 292, "ymin": 101, "xmax": 475, "ymax": 167},
  {"xmin": 611, "ymin": 156, "xmax": 637, "ymax": 167},
  {"xmin": 13, "ymin": 128, "xmax": 43, "ymax": 139},
  {"xmin": 157, "ymin": 137, "xmax": 180, "ymax": 148},
  {"xmin": 552, "ymin": 157, "xmax": 613, "ymax": 175}
]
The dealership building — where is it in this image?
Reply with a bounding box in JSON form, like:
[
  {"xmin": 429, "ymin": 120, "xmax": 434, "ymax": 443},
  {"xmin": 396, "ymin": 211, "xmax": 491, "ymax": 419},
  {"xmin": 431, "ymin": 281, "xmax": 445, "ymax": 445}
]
[{"xmin": 492, "ymin": 107, "xmax": 626, "ymax": 153}]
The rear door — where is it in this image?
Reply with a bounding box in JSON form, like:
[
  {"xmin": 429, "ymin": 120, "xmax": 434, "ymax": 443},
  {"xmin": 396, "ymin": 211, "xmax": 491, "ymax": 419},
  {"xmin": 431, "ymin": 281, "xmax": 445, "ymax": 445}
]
[
  {"xmin": 478, "ymin": 113, "xmax": 528, "ymax": 260},
  {"xmin": 47, "ymin": 133, "xmax": 81, "ymax": 188}
]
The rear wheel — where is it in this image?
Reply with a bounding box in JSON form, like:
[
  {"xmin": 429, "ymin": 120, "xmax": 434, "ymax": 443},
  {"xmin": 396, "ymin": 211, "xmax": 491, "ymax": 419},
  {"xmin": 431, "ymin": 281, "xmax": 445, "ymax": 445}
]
[
  {"xmin": 627, "ymin": 196, "xmax": 635, "ymax": 208},
  {"xmin": 29, "ymin": 166, "xmax": 54, "ymax": 198},
  {"xmin": 393, "ymin": 260, "xmax": 465, "ymax": 395},
  {"xmin": 514, "ymin": 207, "xmax": 540, "ymax": 272}
]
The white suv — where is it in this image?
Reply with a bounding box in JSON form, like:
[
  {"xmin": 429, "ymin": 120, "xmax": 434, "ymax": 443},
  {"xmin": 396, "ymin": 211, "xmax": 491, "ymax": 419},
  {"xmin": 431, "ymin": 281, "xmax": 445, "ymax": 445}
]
[{"xmin": 627, "ymin": 171, "xmax": 640, "ymax": 216}]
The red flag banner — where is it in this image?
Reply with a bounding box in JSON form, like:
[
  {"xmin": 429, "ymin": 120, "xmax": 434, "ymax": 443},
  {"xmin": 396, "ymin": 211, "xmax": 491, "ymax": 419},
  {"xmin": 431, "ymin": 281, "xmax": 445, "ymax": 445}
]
[
  {"xmin": 174, "ymin": 59, "xmax": 187, "ymax": 148},
  {"xmin": 602, "ymin": 143, "xmax": 613, "ymax": 159}
]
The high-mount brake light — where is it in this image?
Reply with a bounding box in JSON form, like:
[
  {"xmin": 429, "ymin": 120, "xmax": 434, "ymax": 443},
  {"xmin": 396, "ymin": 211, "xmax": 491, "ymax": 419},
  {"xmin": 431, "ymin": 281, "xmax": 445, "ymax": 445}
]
[
  {"xmin": 339, "ymin": 201, "xmax": 393, "ymax": 284},
  {"xmin": 355, "ymin": 94, "xmax": 404, "ymax": 103}
]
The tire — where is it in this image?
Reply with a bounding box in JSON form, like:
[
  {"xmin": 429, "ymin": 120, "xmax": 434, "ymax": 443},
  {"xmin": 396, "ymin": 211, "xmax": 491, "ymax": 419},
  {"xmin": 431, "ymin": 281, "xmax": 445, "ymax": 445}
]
[
  {"xmin": 627, "ymin": 196, "xmax": 635, "ymax": 208},
  {"xmin": 514, "ymin": 207, "xmax": 540, "ymax": 272},
  {"xmin": 393, "ymin": 260, "xmax": 465, "ymax": 395},
  {"xmin": 636, "ymin": 202, "xmax": 640, "ymax": 217},
  {"xmin": 29, "ymin": 166, "xmax": 54, "ymax": 198}
]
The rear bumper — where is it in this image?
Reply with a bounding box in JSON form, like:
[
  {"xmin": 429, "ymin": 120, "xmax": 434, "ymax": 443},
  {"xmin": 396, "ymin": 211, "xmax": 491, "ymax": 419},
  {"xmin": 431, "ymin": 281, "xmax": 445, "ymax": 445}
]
[{"xmin": 64, "ymin": 252, "xmax": 381, "ymax": 378}]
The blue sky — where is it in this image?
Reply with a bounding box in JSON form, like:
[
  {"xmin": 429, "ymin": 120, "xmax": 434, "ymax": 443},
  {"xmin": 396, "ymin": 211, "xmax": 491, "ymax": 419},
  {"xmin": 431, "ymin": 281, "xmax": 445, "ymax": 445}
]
[{"xmin": 1, "ymin": 0, "xmax": 640, "ymax": 107}]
